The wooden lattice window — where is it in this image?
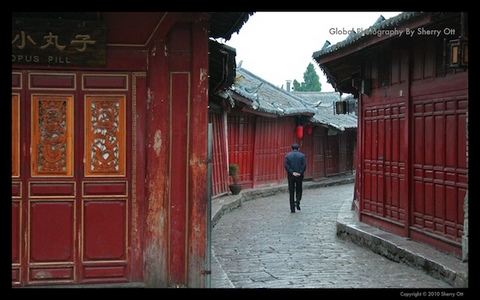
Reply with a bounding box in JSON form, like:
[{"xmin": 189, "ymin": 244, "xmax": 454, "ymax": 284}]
[
  {"xmin": 31, "ymin": 94, "xmax": 74, "ymax": 176},
  {"xmin": 84, "ymin": 95, "xmax": 125, "ymax": 177}
]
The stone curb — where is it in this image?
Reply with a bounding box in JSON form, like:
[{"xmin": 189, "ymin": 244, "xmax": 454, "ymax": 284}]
[{"xmin": 336, "ymin": 198, "xmax": 468, "ymax": 288}]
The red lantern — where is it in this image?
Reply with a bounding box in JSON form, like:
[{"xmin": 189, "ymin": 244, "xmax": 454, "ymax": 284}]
[
  {"xmin": 305, "ymin": 124, "xmax": 313, "ymax": 135},
  {"xmin": 296, "ymin": 125, "xmax": 303, "ymax": 139}
]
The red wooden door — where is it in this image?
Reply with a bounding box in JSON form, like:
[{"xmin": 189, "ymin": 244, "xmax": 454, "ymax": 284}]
[
  {"xmin": 360, "ymin": 50, "xmax": 410, "ymax": 234},
  {"xmin": 325, "ymin": 133, "xmax": 339, "ymax": 176},
  {"xmin": 209, "ymin": 111, "xmax": 229, "ymax": 196},
  {"xmin": 254, "ymin": 117, "xmax": 280, "ymax": 186},
  {"xmin": 410, "ymin": 85, "xmax": 467, "ymax": 251},
  {"xmin": 227, "ymin": 113, "xmax": 255, "ymax": 188},
  {"xmin": 12, "ymin": 71, "xmax": 133, "ymax": 286},
  {"xmin": 312, "ymin": 127, "xmax": 327, "ymax": 179},
  {"xmin": 363, "ymin": 100, "xmax": 407, "ymax": 225}
]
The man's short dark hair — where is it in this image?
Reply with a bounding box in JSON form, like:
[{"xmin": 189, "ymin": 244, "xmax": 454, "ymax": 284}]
[{"xmin": 291, "ymin": 143, "xmax": 299, "ymax": 149}]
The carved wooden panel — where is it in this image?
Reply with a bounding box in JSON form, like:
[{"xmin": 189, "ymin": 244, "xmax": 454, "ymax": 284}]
[
  {"xmin": 31, "ymin": 94, "xmax": 74, "ymax": 176},
  {"xmin": 12, "ymin": 94, "xmax": 20, "ymax": 177},
  {"xmin": 84, "ymin": 95, "xmax": 125, "ymax": 177}
]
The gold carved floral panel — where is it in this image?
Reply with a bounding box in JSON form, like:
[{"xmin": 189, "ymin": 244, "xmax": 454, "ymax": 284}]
[
  {"xmin": 84, "ymin": 95, "xmax": 125, "ymax": 177},
  {"xmin": 31, "ymin": 94, "xmax": 74, "ymax": 177}
]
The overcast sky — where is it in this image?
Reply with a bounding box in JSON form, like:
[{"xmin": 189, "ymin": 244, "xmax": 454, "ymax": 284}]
[{"xmin": 222, "ymin": 11, "xmax": 403, "ymax": 92}]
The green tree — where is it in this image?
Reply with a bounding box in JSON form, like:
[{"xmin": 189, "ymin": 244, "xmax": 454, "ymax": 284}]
[{"xmin": 292, "ymin": 63, "xmax": 322, "ymax": 91}]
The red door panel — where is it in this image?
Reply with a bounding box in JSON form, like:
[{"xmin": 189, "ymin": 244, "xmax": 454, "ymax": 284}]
[
  {"xmin": 411, "ymin": 93, "xmax": 467, "ymax": 244},
  {"xmin": 29, "ymin": 201, "xmax": 75, "ymax": 263},
  {"xmin": 227, "ymin": 113, "xmax": 255, "ymax": 188},
  {"xmin": 326, "ymin": 134, "xmax": 339, "ymax": 175},
  {"xmin": 83, "ymin": 201, "xmax": 127, "ymax": 260},
  {"xmin": 12, "ymin": 71, "xmax": 133, "ymax": 286}
]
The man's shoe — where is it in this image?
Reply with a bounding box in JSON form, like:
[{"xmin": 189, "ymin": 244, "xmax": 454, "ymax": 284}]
[
  {"xmin": 291, "ymin": 210, "xmax": 295, "ymax": 213},
  {"xmin": 296, "ymin": 202, "xmax": 301, "ymax": 210}
]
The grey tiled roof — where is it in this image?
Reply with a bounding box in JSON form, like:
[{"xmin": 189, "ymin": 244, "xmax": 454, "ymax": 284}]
[
  {"xmin": 312, "ymin": 12, "xmax": 421, "ymax": 59},
  {"xmin": 228, "ymin": 67, "xmax": 316, "ymax": 116},
  {"xmin": 219, "ymin": 65, "xmax": 357, "ymax": 131},
  {"xmin": 293, "ymin": 91, "xmax": 358, "ymax": 131},
  {"xmin": 291, "ymin": 91, "xmax": 341, "ymax": 106}
]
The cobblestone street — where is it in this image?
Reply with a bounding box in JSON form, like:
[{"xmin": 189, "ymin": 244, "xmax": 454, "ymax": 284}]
[{"xmin": 211, "ymin": 183, "xmax": 454, "ymax": 290}]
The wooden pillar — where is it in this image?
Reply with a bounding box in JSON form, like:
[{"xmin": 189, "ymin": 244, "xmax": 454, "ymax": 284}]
[
  {"xmin": 144, "ymin": 33, "xmax": 170, "ymax": 287},
  {"xmin": 143, "ymin": 19, "xmax": 209, "ymax": 288}
]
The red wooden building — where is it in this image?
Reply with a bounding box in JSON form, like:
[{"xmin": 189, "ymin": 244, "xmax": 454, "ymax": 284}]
[
  {"xmin": 11, "ymin": 12, "xmax": 253, "ymax": 288},
  {"xmin": 293, "ymin": 91, "xmax": 357, "ymax": 180},
  {"xmin": 209, "ymin": 67, "xmax": 357, "ymax": 196},
  {"xmin": 313, "ymin": 12, "xmax": 468, "ymax": 259}
]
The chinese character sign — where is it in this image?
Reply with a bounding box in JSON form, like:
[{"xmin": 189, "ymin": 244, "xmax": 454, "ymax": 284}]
[{"xmin": 12, "ymin": 18, "xmax": 106, "ymax": 67}]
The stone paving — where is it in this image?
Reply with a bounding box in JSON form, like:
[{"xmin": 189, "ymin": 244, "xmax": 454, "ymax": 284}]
[{"xmin": 211, "ymin": 182, "xmax": 460, "ymax": 290}]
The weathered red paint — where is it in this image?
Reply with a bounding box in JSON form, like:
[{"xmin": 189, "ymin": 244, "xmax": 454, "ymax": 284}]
[
  {"xmin": 13, "ymin": 12, "xmax": 215, "ymax": 288},
  {"xmin": 143, "ymin": 32, "xmax": 170, "ymax": 287},
  {"xmin": 132, "ymin": 73, "xmax": 147, "ymax": 281},
  {"xmin": 187, "ymin": 22, "xmax": 209, "ymax": 287},
  {"xmin": 169, "ymin": 72, "xmax": 190, "ymax": 285}
]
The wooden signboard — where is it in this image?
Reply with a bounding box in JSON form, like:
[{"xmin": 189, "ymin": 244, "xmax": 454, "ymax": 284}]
[{"xmin": 12, "ymin": 18, "xmax": 106, "ymax": 67}]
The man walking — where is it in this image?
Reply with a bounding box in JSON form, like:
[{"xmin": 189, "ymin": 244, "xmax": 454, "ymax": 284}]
[{"xmin": 284, "ymin": 143, "xmax": 306, "ymax": 213}]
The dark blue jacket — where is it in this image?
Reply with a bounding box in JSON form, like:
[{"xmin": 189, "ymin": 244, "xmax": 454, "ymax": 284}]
[{"xmin": 284, "ymin": 149, "xmax": 306, "ymax": 176}]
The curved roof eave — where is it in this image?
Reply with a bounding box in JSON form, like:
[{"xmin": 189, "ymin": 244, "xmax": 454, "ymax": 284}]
[
  {"xmin": 312, "ymin": 12, "xmax": 427, "ymax": 60},
  {"xmin": 229, "ymin": 68, "xmax": 317, "ymax": 117}
]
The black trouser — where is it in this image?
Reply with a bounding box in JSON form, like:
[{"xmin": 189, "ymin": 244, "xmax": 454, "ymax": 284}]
[{"xmin": 287, "ymin": 174, "xmax": 303, "ymax": 211}]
